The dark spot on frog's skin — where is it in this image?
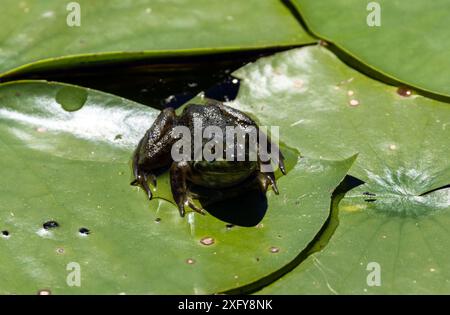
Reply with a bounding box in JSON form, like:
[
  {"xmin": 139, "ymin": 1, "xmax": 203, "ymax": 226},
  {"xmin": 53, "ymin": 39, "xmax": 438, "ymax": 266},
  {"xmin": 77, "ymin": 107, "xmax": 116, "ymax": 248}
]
[
  {"xmin": 256, "ymin": 257, "xmax": 260, "ymax": 262},
  {"xmin": 363, "ymin": 192, "xmax": 376, "ymax": 196},
  {"xmin": 15, "ymin": 92, "xmax": 21, "ymax": 97},
  {"xmin": 114, "ymin": 134, "xmax": 123, "ymax": 140},
  {"xmin": 364, "ymin": 198, "xmax": 377, "ymax": 203},
  {"xmin": 155, "ymin": 218, "xmax": 161, "ymax": 223},
  {"xmin": 43, "ymin": 221, "xmax": 59, "ymax": 230},
  {"xmin": 79, "ymin": 227, "xmax": 90, "ymax": 235},
  {"xmin": 1, "ymin": 230, "xmax": 9, "ymax": 237}
]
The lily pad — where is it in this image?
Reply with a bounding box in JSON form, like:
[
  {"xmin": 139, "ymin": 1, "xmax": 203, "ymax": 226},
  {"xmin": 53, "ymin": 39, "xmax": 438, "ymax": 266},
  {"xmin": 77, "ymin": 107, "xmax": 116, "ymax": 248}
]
[
  {"xmin": 228, "ymin": 45, "xmax": 450, "ymax": 293},
  {"xmin": 291, "ymin": 0, "xmax": 450, "ymax": 98},
  {"xmin": 0, "ymin": 81, "xmax": 353, "ymax": 294},
  {"xmin": 0, "ymin": 0, "xmax": 315, "ymax": 78}
]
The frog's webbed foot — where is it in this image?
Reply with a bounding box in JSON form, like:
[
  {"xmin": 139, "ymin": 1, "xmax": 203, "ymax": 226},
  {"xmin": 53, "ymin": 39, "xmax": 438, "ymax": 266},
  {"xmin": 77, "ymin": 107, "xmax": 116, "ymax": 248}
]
[{"xmin": 170, "ymin": 161, "xmax": 206, "ymax": 217}]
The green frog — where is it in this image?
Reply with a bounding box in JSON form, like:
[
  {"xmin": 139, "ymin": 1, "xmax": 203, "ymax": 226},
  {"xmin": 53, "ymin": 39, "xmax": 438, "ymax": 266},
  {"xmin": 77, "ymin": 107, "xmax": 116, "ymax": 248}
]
[{"xmin": 131, "ymin": 102, "xmax": 285, "ymax": 217}]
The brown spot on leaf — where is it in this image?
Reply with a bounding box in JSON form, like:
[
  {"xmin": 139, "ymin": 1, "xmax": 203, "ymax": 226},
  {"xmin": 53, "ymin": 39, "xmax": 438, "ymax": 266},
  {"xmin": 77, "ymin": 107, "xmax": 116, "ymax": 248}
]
[{"xmin": 200, "ymin": 237, "xmax": 215, "ymax": 246}]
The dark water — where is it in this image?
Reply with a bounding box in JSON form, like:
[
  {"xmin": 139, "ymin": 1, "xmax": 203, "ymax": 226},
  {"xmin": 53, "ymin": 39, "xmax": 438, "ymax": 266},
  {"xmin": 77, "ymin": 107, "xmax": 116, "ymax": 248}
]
[{"xmin": 3, "ymin": 48, "xmax": 291, "ymax": 109}]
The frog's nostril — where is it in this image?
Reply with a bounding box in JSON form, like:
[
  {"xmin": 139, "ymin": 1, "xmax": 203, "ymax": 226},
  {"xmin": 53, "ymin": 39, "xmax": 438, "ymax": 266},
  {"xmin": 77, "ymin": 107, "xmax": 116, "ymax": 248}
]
[{"xmin": 1, "ymin": 230, "xmax": 10, "ymax": 238}]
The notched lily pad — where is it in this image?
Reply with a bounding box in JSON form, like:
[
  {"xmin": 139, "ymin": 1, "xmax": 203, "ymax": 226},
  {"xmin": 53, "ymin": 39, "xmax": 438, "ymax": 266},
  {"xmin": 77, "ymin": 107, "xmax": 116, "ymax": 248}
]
[
  {"xmin": 292, "ymin": 0, "xmax": 450, "ymax": 98},
  {"xmin": 228, "ymin": 45, "xmax": 450, "ymax": 294}
]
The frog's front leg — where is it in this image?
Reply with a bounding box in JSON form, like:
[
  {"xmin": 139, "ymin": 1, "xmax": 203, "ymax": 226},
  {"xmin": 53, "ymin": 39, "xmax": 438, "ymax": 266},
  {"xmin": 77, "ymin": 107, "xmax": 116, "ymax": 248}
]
[
  {"xmin": 131, "ymin": 107, "xmax": 177, "ymax": 199},
  {"xmin": 170, "ymin": 161, "xmax": 206, "ymax": 217},
  {"xmin": 131, "ymin": 144, "xmax": 157, "ymax": 199}
]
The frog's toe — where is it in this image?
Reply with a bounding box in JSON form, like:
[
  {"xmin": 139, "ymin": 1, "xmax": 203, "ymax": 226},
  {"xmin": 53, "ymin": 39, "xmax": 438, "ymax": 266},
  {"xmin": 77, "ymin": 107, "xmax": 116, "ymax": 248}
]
[
  {"xmin": 146, "ymin": 173, "xmax": 157, "ymax": 187},
  {"xmin": 187, "ymin": 198, "xmax": 206, "ymax": 215},
  {"xmin": 258, "ymin": 171, "xmax": 279, "ymax": 195},
  {"xmin": 141, "ymin": 179, "xmax": 153, "ymax": 200},
  {"xmin": 174, "ymin": 194, "xmax": 206, "ymax": 217},
  {"xmin": 131, "ymin": 173, "xmax": 154, "ymax": 200},
  {"xmin": 278, "ymin": 152, "xmax": 286, "ymax": 175},
  {"xmin": 177, "ymin": 203, "xmax": 186, "ymax": 217}
]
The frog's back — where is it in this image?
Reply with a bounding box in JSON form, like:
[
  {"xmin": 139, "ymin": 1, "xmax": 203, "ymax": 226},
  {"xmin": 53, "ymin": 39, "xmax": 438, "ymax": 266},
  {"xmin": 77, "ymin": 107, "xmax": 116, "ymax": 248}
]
[
  {"xmin": 180, "ymin": 103, "xmax": 259, "ymax": 188},
  {"xmin": 180, "ymin": 103, "xmax": 242, "ymax": 131}
]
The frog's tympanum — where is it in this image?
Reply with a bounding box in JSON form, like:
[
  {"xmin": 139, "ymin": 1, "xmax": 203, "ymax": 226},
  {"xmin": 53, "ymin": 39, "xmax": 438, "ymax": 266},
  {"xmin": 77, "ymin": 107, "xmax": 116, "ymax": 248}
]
[{"xmin": 131, "ymin": 102, "xmax": 285, "ymax": 217}]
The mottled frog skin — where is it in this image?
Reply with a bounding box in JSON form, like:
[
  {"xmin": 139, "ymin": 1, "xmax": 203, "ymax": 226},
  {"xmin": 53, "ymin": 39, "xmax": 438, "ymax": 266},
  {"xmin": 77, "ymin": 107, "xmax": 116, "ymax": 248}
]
[{"xmin": 131, "ymin": 102, "xmax": 285, "ymax": 217}]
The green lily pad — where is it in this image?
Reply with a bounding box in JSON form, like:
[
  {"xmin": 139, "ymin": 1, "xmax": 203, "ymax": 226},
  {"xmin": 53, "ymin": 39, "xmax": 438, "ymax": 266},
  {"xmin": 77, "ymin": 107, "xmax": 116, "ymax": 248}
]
[
  {"xmin": 228, "ymin": 45, "xmax": 450, "ymax": 293},
  {"xmin": 0, "ymin": 0, "xmax": 315, "ymax": 78},
  {"xmin": 260, "ymin": 186, "xmax": 450, "ymax": 294},
  {"xmin": 291, "ymin": 0, "xmax": 450, "ymax": 98},
  {"xmin": 0, "ymin": 81, "xmax": 354, "ymax": 294}
]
